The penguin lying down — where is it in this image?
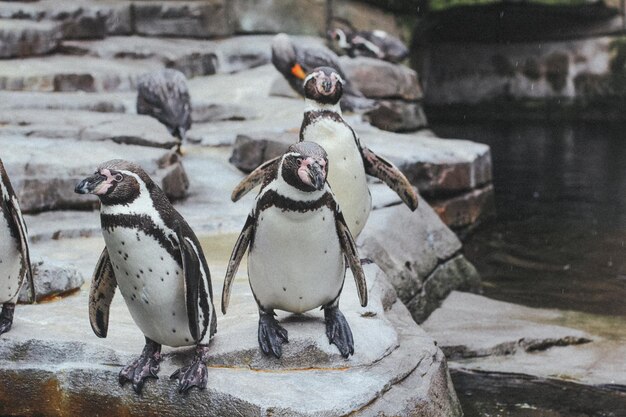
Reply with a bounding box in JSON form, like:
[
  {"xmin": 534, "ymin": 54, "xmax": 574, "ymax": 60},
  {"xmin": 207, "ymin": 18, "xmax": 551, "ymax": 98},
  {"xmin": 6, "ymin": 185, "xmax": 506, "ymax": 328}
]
[
  {"xmin": 75, "ymin": 160, "xmax": 216, "ymax": 394},
  {"xmin": 222, "ymin": 142, "xmax": 368, "ymax": 358}
]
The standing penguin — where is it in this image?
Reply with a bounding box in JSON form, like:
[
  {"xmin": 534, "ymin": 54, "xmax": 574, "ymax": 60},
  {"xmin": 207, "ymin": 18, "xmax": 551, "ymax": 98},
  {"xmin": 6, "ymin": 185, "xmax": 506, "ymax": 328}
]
[
  {"xmin": 271, "ymin": 33, "xmax": 374, "ymax": 112},
  {"xmin": 75, "ymin": 160, "xmax": 215, "ymax": 394},
  {"xmin": 222, "ymin": 142, "xmax": 367, "ymax": 358},
  {"xmin": 231, "ymin": 67, "xmax": 418, "ymax": 237},
  {"xmin": 0, "ymin": 159, "xmax": 35, "ymax": 335},
  {"xmin": 137, "ymin": 68, "xmax": 192, "ymax": 151}
]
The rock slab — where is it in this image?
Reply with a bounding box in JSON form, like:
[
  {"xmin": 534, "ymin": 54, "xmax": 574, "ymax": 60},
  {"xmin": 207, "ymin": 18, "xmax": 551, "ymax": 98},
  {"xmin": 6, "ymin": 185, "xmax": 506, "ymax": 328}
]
[
  {"xmin": 18, "ymin": 257, "xmax": 84, "ymax": 303},
  {"xmin": 0, "ymin": 257, "xmax": 462, "ymax": 417},
  {"xmin": 0, "ymin": 19, "xmax": 62, "ymax": 58}
]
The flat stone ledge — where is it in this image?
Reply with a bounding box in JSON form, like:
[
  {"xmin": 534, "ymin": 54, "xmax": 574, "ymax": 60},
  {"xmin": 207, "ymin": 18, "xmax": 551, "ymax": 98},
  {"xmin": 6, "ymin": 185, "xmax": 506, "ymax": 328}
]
[
  {"xmin": 0, "ymin": 259, "xmax": 461, "ymax": 417},
  {"xmin": 0, "ymin": 19, "xmax": 62, "ymax": 58}
]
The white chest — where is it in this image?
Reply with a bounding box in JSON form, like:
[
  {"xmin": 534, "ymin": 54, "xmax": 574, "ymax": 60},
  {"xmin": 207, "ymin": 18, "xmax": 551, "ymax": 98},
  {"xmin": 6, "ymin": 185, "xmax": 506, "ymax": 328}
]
[
  {"xmin": 302, "ymin": 119, "xmax": 371, "ymax": 236},
  {"xmin": 248, "ymin": 205, "xmax": 345, "ymax": 314},
  {"xmin": 0, "ymin": 211, "xmax": 22, "ymax": 303},
  {"xmin": 103, "ymin": 226, "xmax": 194, "ymax": 347}
]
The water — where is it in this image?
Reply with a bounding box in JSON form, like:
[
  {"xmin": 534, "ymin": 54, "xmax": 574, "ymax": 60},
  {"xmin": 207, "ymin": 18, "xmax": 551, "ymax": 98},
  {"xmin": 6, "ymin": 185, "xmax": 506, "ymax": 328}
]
[{"xmin": 432, "ymin": 121, "xmax": 626, "ymax": 317}]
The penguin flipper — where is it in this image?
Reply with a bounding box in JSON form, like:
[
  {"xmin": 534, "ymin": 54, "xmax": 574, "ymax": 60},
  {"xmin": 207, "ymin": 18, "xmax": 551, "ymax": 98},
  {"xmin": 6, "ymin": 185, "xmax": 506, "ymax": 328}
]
[
  {"xmin": 335, "ymin": 211, "xmax": 368, "ymax": 307},
  {"xmin": 177, "ymin": 226, "xmax": 213, "ymax": 344},
  {"xmin": 89, "ymin": 248, "xmax": 117, "ymax": 338},
  {"xmin": 6, "ymin": 198, "xmax": 35, "ymax": 304},
  {"xmin": 360, "ymin": 146, "xmax": 419, "ymax": 211},
  {"xmin": 222, "ymin": 214, "xmax": 255, "ymax": 314},
  {"xmin": 231, "ymin": 157, "xmax": 280, "ymax": 202}
]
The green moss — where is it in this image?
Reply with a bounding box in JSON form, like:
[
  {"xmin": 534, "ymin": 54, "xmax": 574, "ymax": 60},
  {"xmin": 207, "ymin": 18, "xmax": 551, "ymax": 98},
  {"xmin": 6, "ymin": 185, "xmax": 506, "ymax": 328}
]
[{"xmin": 429, "ymin": 0, "xmax": 590, "ymax": 11}]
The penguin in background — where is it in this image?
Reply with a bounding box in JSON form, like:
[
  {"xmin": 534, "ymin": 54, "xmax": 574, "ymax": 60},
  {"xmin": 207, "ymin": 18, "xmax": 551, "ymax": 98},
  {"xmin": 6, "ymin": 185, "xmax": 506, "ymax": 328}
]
[
  {"xmin": 137, "ymin": 68, "xmax": 192, "ymax": 153},
  {"xmin": 75, "ymin": 160, "xmax": 215, "ymax": 394},
  {"xmin": 222, "ymin": 142, "xmax": 368, "ymax": 358},
  {"xmin": 231, "ymin": 67, "xmax": 418, "ymax": 237},
  {"xmin": 271, "ymin": 33, "xmax": 375, "ymax": 112},
  {"xmin": 328, "ymin": 27, "xmax": 409, "ymax": 64},
  {"xmin": 0, "ymin": 158, "xmax": 36, "ymax": 335}
]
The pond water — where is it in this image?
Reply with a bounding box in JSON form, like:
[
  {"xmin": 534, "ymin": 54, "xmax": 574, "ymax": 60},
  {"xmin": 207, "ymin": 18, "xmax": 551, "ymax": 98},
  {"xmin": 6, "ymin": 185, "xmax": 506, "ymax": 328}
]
[{"xmin": 432, "ymin": 121, "xmax": 626, "ymax": 318}]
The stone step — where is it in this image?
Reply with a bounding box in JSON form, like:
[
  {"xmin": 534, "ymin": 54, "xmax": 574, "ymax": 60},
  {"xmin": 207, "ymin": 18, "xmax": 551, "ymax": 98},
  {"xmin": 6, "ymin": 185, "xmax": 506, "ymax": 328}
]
[
  {"xmin": 0, "ymin": 134, "xmax": 186, "ymax": 213},
  {"xmin": 0, "ymin": 18, "xmax": 62, "ymax": 58},
  {"xmin": 0, "ymin": 233, "xmax": 462, "ymax": 416},
  {"xmin": 0, "ymin": 55, "xmax": 160, "ymax": 92},
  {"xmin": 60, "ymin": 34, "xmax": 274, "ymax": 77},
  {"xmin": 0, "ymin": 0, "xmax": 402, "ymax": 40}
]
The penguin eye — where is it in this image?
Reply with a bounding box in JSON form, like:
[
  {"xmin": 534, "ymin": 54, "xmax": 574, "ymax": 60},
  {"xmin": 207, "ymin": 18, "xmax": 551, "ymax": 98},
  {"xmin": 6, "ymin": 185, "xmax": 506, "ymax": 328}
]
[
  {"xmin": 296, "ymin": 158, "xmax": 303, "ymax": 166},
  {"xmin": 114, "ymin": 173, "xmax": 124, "ymax": 182}
]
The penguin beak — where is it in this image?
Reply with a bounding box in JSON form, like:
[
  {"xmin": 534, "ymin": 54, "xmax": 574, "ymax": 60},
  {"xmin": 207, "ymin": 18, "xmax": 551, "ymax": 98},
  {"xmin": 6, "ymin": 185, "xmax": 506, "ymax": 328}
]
[
  {"xmin": 291, "ymin": 63, "xmax": 307, "ymax": 80},
  {"xmin": 322, "ymin": 79, "xmax": 333, "ymax": 93},
  {"xmin": 75, "ymin": 173, "xmax": 105, "ymax": 195},
  {"xmin": 308, "ymin": 162, "xmax": 326, "ymax": 191}
]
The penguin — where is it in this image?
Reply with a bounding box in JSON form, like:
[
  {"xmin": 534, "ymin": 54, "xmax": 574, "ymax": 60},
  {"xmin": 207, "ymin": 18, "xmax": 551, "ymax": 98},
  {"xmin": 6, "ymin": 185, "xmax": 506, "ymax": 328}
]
[
  {"xmin": 271, "ymin": 33, "xmax": 375, "ymax": 112},
  {"xmin": 328, "ymin": 27, "xmax": 409, "ymax": 63},
  {"xmin": 137, "ymin": 68, "xmax": 192, "ymax": 153},
  {"xmin": 0, "ymin": 158, "xmax": 35, "ymax": 335},
  {"xmin": 222, "ymin": 142, "xmax": 367, "ymax": 358},
  {"xmin": 75, "ymin": 160, "xmax": 215, "ymax": 394},
  {"xmin": 231, "ymin": 67, "xmax": 418, "ymax": 237}
]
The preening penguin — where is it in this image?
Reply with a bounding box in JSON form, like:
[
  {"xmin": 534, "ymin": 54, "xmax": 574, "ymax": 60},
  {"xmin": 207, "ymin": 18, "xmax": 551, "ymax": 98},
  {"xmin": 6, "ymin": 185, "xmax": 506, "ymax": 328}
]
[
  {"xmin": 328, "ymin": 27, "xmax": 409, "ymax": 63},
  {"xmin": 223, "ymin": 142, "xmax": 368, "ymax": 358},
  {"xmin": 271, "ymin": 33, "xmax": 374, "ymax": 112},
  {"xmin": 0, "ymin": 159, "xmax": 35, "ymax": 335},
  {"xmin": 75, "ymin": 160, "xmax": 216, "ymax": 394},
  {"xmin": 231, "ymin": 67, "xmax": 418, "ymax": 237},
  {"xmin": 137, "ymin": 69, "xmax": 192, "ymax": 151}
]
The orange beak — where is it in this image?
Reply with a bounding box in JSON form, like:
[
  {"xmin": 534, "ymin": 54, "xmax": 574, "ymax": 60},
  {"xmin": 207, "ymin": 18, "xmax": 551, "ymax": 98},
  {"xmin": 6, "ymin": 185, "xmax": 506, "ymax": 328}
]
[{"xmin": 290, "ymin": 63, "xmax": 307, "ymax": 80}]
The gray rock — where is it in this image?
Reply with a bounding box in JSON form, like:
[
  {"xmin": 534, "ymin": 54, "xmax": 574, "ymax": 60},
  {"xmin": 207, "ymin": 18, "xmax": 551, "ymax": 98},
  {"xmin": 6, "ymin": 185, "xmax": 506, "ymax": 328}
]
[
  {"xmin": 0, "ymin": 109, "xmax": 178, "ymax": 149},
  {"xmin": 0, "ymin": 91, "xmax": 126, "ymax": 113},
  {"xmin": 358, "ymin": 198, "xmax": 480, "ymax": 323},
  {"xmin": 358, "ymin": 125, "xmax": 493, "ymax": 196},
  {"xmin": 0, "ymin": 19, "xmax": 62, "ymax": 58},
  {"xmin": 340, "ymin": 56, "xmax": 423, "ymax": 101},
  {"xmin": 226, "ymin": 123, "xmax": 493, "ymax": 197},
  {"xmin": 0, "ymin": 135, "xmax": 187, "ymax": 213},
  {"xmin": 429, "ymin": 184, "xmax": 495, "ymax": 230},
  {"xmin": 133, "ymin": 1, "xmax": 232, "ymax": 39},
  {"xmin": 18, "ymin": 257, "xmax": 84, "ymax": 303},
  {"xmin": 192, "ymin": 101, "xmax": 258, "ymax": 124},
  {"xmin": 0, "ymin": 55, "xmax": 160, "ymax": 92},
  {"xmin": 0, "ymin": 244, "xmax": 462, "ymax": 416},
  {"xmin": 423, "ymin": 291, "xmax": 593, "ymax": 360},
  {"xmin": 0, "ymin": 0, "xmax": 133, "ymax": 39},
  {"xmin": 364, "ymin": 99, "xmax": 428, "ymax": 132}
]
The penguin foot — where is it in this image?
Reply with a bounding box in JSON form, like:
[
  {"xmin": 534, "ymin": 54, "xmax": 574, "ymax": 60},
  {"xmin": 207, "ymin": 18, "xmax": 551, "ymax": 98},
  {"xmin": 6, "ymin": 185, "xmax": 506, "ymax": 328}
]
[
  {"xmin": 258, "ymin": 312, "xmax": 289, "ymax": 358},
  {"xmin": 324, "ymin": 306, "xmax": 354, "ymax": 358},
  {"xmin": 170, "ymin": 345, "xmax": 209, "ymax": 394},
  {"xmin": 119, "ymin": 339, "xmax": 162, "ymax": 394},
  {"xmin": 0, "ymin": 304, "xmax": 15, "ymax": 336}
]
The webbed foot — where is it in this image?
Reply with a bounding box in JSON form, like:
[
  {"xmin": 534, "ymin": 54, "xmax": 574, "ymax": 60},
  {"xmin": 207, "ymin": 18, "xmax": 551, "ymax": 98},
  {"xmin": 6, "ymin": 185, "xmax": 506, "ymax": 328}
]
[
  {"xmin": 0, "ymin": 304, "xmax": 14, "ymax": 336},
  {"xmin": 324, "ymin": 306, "xmax": 354, "ymax": 358},
  {"xmin": 119, "ymin": 338, "xmax": 162, "ymax": 394},
  {"xmin": 258, "ymin": 310, "xmax": 288, "ymax": 358},
  {"xmin": 171, "ymin": 345, "xmax": 209, "ymax": 393}
]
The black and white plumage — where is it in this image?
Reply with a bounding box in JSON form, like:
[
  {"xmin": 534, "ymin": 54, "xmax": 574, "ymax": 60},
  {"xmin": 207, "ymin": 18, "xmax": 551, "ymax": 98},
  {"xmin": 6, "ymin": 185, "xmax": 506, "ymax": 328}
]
[
  {"xmin": 329, "ymin": 28, "xmax": 409, "ymax": 63},
  {"xmin": 75, "ymin": 160, "xmax": 215, "ymax": 394},
  {"xmin": 271, "ymin": 33, "xmax": 374, "ymax": 112},
  {"xmin": 231, "ymin": 67, "xmax": 418, "ymax": 237},
  {"xmin": 0, "ymin": 159, "xmax": 35, "ymax": 336},
  {"xmin": 223, "ymin": 142, "xmax": 367, "ymax": 359},
  {"xmin": 137, "ymin": 69, "xmax": 192, "ymax": 146}
]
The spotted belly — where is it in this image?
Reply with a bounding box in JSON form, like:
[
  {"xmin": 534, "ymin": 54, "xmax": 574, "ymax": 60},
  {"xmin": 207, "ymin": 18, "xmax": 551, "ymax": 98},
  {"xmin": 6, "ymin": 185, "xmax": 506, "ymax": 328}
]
[
  {"xmin": 248, "ymin": 206, "xmax": 345, "ymax": 314},
  {"xmin": 0, "ymin": 213, "xmax": 24, "ymax": 303},
  {"xmin": 303, "ymin": 120, "xmax": 371, "ymax": 237},
  {"xmin": 103, "ymin": 227, "xmax": 194, "ymax": 347}
]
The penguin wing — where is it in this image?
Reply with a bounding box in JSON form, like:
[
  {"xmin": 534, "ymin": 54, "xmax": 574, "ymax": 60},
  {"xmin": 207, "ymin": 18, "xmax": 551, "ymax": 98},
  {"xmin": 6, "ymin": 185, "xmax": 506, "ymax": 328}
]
[
  {"xmin": 335, "ymin": 210, "xmax": 368, "ymax": 307},
  {"xmin": 222, "ymin": 213, "xmax": 255, "ymax": 314},
  {"xmin": 177, "ymin": 225, "xmax": 213, "ymax": 343},
  {"xmin": 6, "ymin": 196, "xmax": 35, "ymax": 303},
  {"xmin": 89, "ymin": 248, "xmax": 117, "ymax": 338},
  {"xmin": 360, "ymin": 145, "xmax": 419, "ymax": 211},
  {"xmin": 231, "ymin": 156, "xmax": 280, "ymax": 202}
]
